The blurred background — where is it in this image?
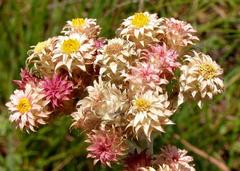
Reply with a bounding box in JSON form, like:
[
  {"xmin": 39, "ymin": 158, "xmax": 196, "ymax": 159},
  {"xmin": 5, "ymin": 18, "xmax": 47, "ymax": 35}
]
[{"xmin": 0, "ymin": 0, "xmax": 239, "ymax": 170}]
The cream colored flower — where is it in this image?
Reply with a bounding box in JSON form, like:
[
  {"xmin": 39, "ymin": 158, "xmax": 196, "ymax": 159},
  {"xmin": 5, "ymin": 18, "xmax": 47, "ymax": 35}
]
[
  {"xmin": 5, "ymin": 84, "xmax": 51, "ymax": 132},
  {"xmin": 52, "ymin": 34, "xmax": 95, "ymax": 74},
  {"xmin": 75, "ymin": 77, "xmax": 129, "ymax": 126},
  {"xmin": 71, "ymin": 106, "xmax": 101, "ymax": 132},
  {"xmin": 62, "ymin": 18, "xmax": 100, "ymax": 38},
  {"xmin": 127, "ymin": 90, "xmax": 174, "ymax": 140},
  {"xmin": 95, "ymin": 38, "xmax": 137, "ymax": 82},
  {"xmin": 178, "ymin": 51, "xmax": 224, "ymax": 107},
  {"xmin": 159, "ymin": 18, "xmax": 199, "ymax": 50},
  {"xmin": 140, "ymin": 165, "xmax": 172, "ymax": 171},
  {"xmin": 158, "ymin": 165, "xmax": 172, "ymax": 171},
  {"xmin": 26, "ymin": 37, "xmax": 57, "ymax": 77},
  {"xmin": 117, "ymin": 12, "xmax": 163, "ymax": 48}
]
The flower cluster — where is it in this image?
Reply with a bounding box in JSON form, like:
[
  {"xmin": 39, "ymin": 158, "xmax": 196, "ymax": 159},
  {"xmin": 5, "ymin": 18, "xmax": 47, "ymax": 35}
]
[{"xmin": 6, "ymin": 12, "xmax": 224, "ymax": 169}]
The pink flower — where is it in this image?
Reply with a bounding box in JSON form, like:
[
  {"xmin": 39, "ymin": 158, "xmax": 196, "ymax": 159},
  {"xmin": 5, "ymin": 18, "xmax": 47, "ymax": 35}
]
[
  {"xmin": 13, "ymin": 68, "xmax": 38, "ymax": 89},
  {"xmin": 160, "ymin": 18, "xmax": 199, "ymax": 47},
  {"xmin": 126, "ymin": 62, "xmax": 168, "ymax": 90},
  {"xmin": 156, "ymin": 145, "xmax": 195, "ymax": 171},
  {"xmin": 5, "ymin": 84, "xmax": 51, "ymax": 132},
  {"xmin": 86, "ymin": 129, "xmax": 126, "ymax": 166},
  {"xmin": 124, "ymin": 150, "xmax": 152, "ymax": 171},
  {"xmin": 143, "ymin": 44, "xmax": 180, "ymax": 78},
  {"xmin": 131, "ymin": 63, "xmax": 161, "ymax": 83},
  {"xmin": 40, "ymin": 74, "xmax": 73, "ymax": 109}
]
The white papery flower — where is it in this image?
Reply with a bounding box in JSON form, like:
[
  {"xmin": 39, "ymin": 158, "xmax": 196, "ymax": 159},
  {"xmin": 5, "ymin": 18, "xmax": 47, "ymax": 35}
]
[
  {"xmin": 52, "ymin": 34, "xmax": 95, "ymax": 74},
  {"xmin": 159, "ymin": 18, "xmax": 199, "ymax": 49},
  {"xmin": 127, "ymin": 90, "xmax": 174, "ymax": 140},
  {"xmin": 117, "ymin": 12, "xmax": 163, "ymax": 48},
  {"xmin": 140, "ymin": 165, "xmax": 172, "ymax": 171},
  {"xmin": 95, "ymin": 38, "xmax": 137, "ymax": 81},
  {"xmin": 178, "ymin": 51, "xmax": 224, "ymax": 107},
  {"xmin": 6, "ymin": 84, "xmax": 51, "ymax": 132},
  {"xmin": 71, "ymin": 106, "xmax": 101, "ymax": 132},
  {"xmin": 26, "ymin": 37, "xmax": 57, "ymax": 76},
  {"xmin": 62, "ymin": 18, "xmax": 100, "ymax": 38},
  {"xmin": 75, "ymin": 78, "xmax": 129, "ymax": 126}
]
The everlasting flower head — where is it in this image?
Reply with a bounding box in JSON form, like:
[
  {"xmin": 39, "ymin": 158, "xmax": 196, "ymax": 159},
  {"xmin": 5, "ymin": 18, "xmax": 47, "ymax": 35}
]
[
  {"xmin": 28, "ymin": 38, "xmax": 52, "ymax": 57},
  {"xmin": 124, "ymin": 150, "xmax": 152, "ymax": 171},
  {"xmin": 156, "ymin": 145, "xmax": 195, "ymax": 171},
  {"xmin": 122, "ymin": 12, "xmax": 159, "ymax": 30},
  {"xmin": 77, "ymin": 77, "xmax": 128, "ymax": 126},
  {"xmin": 40, "ymin": 74, "xmax": 73, "ymax": 109},
  {"xmin": 158, "ymin": 165, "xmax": 173, "ymax": 171},
  {"xmin": 178, "ymin": 51, "xmax": 224, "ymax": 107},
  {"xmin": 53, "ymin": 34, "xmax": 95, "ymax": 74},
  {"xmin": 71, "ymin": 107, "xmax": 101, "ymax": 131},
  {"xmin": 86, "ymin": 129, "xmax": 126, "ymax": 166},
  {"xmin": 143, "ymin": 44, "xmax": 180, "ymax": 77},
  {"xmin": 127, "ymin": 90, "xmax": 174, "ymax": 140},
  {"xmin": 126, "ymin": 62, "xmax": 168, "ymax": 91},
  {"xmin": 62, "ymin": 18, "xmax": 100, "ymax": 38},
  {"xmin": 140, "ymin": 164, "xmax": 172, "ymax": 171},
  {"xmin": 6, "ymin": 84, "xmax": 51, "ymax": 132},
  {"xmin": 26, "ymin": 37, "xmax": 57, "ymax": 77},
  {"xmin": 160, "ymin": 18, "xmax": 199, "ymax": 49},
  {"xmin": 117, "ymin": 12, "xmax": 163, "ymax": 48},
  {"xmin": 13, "ymin": 68, "xmax": 39, "ymax": 89},
  {"xmin": 96, "ymin": 38, "xmax": 137, "ymax": 81}
]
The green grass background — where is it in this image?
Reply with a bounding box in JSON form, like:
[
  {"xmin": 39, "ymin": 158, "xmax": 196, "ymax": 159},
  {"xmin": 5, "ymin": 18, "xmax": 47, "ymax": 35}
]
[{"xmin": 0, "ymin": 0, "xmax": 239, "ymax": 170}]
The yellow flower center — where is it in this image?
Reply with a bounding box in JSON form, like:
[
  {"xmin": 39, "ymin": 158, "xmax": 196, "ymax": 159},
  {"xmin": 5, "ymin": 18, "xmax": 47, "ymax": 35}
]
[
  {"xmin": 131, "ymin": 13, "xmax": 149, "ymax": 28},
  {"xmin": 72, "ymin": 18, "xmax": 85, "ymax": 27},
  {"xmin": 199, "ymin": 63, "xmax": 217, "ymax": 79},
  {"xmin": 134, "ymin": 98, "xmax": 151, "ymax": 111},
  {"xmin": 61, "ymin": 39, "xmax": 81, "ymax": 55},
  {"xmin": 34, "ymin": 41, "xmax": 48, "ymax": 53},
  {"xmin": 105, "ymin": 43, "xmax": 123, "ymax": 55},
  {"xmin": 17, "ymin": 98, "xmax": 31, "ymax": 113}
]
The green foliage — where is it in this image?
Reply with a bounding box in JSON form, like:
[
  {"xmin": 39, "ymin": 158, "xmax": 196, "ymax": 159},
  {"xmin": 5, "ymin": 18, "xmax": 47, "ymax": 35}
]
[{"xmin": 0, "ymin": 0, "xmax": 239, "ymax": 170}]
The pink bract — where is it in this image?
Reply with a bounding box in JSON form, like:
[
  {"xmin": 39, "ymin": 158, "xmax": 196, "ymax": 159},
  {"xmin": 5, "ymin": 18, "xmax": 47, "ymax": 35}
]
[
  {"xmin": 130, "ymin": 63, "xmax": 161, "ymax": 84},
  {"xmin": 143, "ymin": 44, "xmax": 180, "ymax": 77},
  {"xmin": 86, "ymin": 130, "xmax": 126, "ymax": 166},
  {"xmin": 13, "ymin": 68, "xmax": 38, "ymax": 89},
  {"xmin": 156, "ymin": 145, "xmax": 195, "ymax": 171},
  {"xmin": 41, "ymin": 74, "xmax": 73, "ymax": 109}
]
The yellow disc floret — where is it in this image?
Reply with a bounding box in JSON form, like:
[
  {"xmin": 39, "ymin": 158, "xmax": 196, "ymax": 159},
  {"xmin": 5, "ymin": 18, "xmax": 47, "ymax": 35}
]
[
  {"xmin": 72, "ymin": 18, "xmax": 85, "ymax": 27},
  {"xmin": 61, "ymin": 39, "xmax": 81, "ymax": 55},
  {"xmin": 134, "ymin": 98, "xmax": 151, "ymax": 111},
  {"xmin": 34, "ymin": 41, "xmax": 48, "ymax": 53},
  {"xmin": 199, "ymin": 63, "xmax": 217, "ymax": 79},
  {"xmin": 131, "ymin": 13, "xmax": 149, "ymax": 28},
  {"xmin": 17, "ymin": 98, "xmax": 31, "ymax": 113}
]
